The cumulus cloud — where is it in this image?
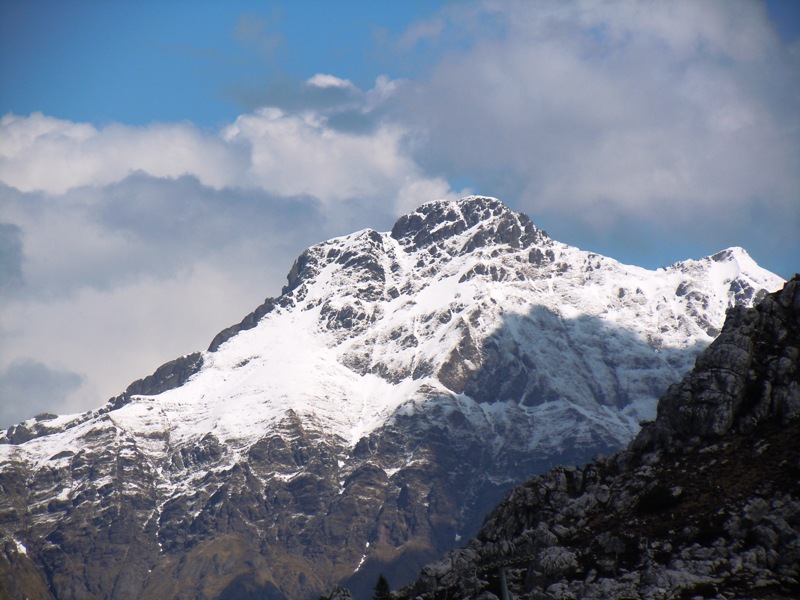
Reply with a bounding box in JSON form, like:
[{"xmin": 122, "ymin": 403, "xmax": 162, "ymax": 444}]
[
  {"xmin": 0, "ymin": 75, "xmax": 469, "ymax": 423},
  {"xmin": 0, "ymin": 76, "xmax": 459, "ymax": 216},
  {"xmin": 0, "ymin": 113, "xmax": 244, "ymax": 194},
  {"xmin": 392, "ymin": 0, "xmax": 800, "ymax": 266}
]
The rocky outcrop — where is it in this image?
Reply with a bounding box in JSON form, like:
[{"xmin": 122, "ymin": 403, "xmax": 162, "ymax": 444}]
[
  {"xmin": 634, "ymin": 275, "xmax": 800, "ymax": 450},
  {"xmin": 124, "ymin": 352, "xmax": 205, "ymax": 397},
  {"xmin": 1, "ymin": 352, "xmax": 204, "ymax": 445},
  {"xmin": 208, "ymin": 299, "xmax": 280, "ymax": 352},
  {"xmin": 320, "ymin": 584, "xmax": 356, "ymax": 600},
  {"xmin": 397, "ymin": 276, "xmax": 800, "ymax": 600},
  {"xmin": 391, "ymin": 196, "xmax": 549, "ymax": 254}
]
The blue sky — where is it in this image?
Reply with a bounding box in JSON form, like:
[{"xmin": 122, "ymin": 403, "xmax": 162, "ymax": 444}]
[
  {"xmin": 1, "ymin": 0, "xmax": 446, "ymax": 126},
  {"xmin": 1, "ymin": 0, "xmax": 799, "ymax": 426},
  {"xmin": 3, "ymin": 1, "xmax": 796, "ymax": 128}
]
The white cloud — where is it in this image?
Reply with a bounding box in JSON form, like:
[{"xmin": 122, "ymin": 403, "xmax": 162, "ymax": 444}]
[
  {"xmin": 0, "ymin": 77, "xmax": 462, "ymax": 216},
  {"xmin": 220, "ymin": 107, "xmax": 461, "ymax": 210},
  {"xmin": 0, "ymin": 113, "xmax": 243, "ymax": 194},
  {"xmin": 0, "ymin": 80, "xmax": 469, "ymax": 422},
  {"xmin": 306, "ymin": 73, "xmax": 356, "ymax": 90},
  {"xmin": 394, "ymin": 0, "xmax": 800, "ymax": 241}
]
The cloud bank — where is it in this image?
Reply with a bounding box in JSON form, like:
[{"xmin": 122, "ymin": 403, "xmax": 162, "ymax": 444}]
[
  {"xmin": 393, "ymin": 1, "xmax": 799, "ymax": 256},
  {"xmin": 1, "ymin": 0, "xmax": 797, "ymax": 427},
  {"xmin": 0, "ymin": 76, "xmax": 465, "ymax": 426}
]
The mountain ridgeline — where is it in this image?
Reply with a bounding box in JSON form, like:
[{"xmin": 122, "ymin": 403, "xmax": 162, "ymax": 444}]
[{"xmin": 0, "ymin": 197, "xmax": 785, "ymax": 599}]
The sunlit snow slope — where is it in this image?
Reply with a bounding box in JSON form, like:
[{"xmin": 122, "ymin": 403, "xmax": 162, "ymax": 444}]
[
  {"xmin": 0, "ymin": 197, "xmax": 784, "ymax": 600},
  {"xmin": 115, "ymin": 196, "xmax": 779, "ymax": 454}
]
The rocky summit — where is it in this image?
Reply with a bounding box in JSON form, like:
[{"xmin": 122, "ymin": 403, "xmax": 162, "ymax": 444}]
[
  {"xmin": 0, "ymin": 197, "xmax": 784, "ymax": 599},
  {"xmin": 396, "ymin": 276, "xmax": 800, "ymax": 600}
]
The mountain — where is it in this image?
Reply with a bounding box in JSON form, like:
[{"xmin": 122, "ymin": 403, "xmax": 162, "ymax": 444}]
[
  {"xmin": 397, "ymin": 275, "xmax": 800, "ymax": 600},
  {"xmin": 0, "ymin": 197, "xmax": 783, "ymax": 599}
]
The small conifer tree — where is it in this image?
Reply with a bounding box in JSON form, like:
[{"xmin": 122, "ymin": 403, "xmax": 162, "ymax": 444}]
[{"xmin": 372, "ymin": 574, "xmax": 390, "ymax": 600}]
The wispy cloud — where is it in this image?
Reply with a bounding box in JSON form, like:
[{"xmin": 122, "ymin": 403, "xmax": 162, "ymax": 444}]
[{"xmin": 233, "ymin": 12, "xmax": 284, "ymax": 61}]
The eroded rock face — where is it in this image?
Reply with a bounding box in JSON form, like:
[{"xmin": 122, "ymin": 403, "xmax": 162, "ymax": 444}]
[
  {"xmin": 396, "ymin": 277, "xmax": 800, "ymax": 600},
  {"xmin": 635, "ymin": 275, "xmax": 800, "ymax": 450}
]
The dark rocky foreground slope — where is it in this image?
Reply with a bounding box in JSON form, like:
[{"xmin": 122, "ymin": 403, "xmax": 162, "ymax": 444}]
[{"xmin": 394, "ymin": 275, "xmax": 800, "ymax": 600}]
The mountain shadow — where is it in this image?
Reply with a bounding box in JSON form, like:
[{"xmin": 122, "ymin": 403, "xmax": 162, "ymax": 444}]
[{"xmin": 336, "ymin": 303, "xmax": 706, "ymax": 599}]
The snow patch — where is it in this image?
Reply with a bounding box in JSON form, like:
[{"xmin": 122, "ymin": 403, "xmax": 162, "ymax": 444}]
[{"xmin": 13, "ymin": 538, "xmax": 27, "ymax": 555}]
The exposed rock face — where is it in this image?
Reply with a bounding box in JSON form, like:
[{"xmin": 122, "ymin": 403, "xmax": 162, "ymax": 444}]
[
  {"xmin": 397, "ymin": 276, "xmax": 800, "ymax": 600},
  {"xmin": 635, "ymin": 276, "xmax": 800, "ymax": 449},
  {"xmin": 390, "ymin": 197, "xmax": 547, "ymax": 253},
  {"xmin": 0, "ymin": 197, "xmax": 784, "ymax": 600}
]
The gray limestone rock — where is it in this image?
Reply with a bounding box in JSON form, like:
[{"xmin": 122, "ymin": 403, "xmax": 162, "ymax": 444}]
[{"xmin": 635, "ymin": 275, "xmax": 800, "ymax": 452}]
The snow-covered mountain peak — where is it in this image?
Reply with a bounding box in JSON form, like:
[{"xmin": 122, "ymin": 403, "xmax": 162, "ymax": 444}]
[
  {"xmin": 0, "ymin": 195, "xmax": 786, "ymax": 600},
  {"xmin": 704, "ymin": 246, "xmax": 765, "ymax": 287},
  {"xmin": 390, "ymin": 195, "xmax": 550, "ymax": 256},
  {"xmin": 99, "ymin": 198, "xmax": 780, "ymax": 452},
  {"xmin": 4, "ymin": 197, "xmax": 784, "ymax": 454},
  {"xmin": 670, "ymin": 245, "xmax": 753, "ymax": 274},
  {"xmin": 665, "ymin": 245, "xmax": 778, "ymax": 313}
]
